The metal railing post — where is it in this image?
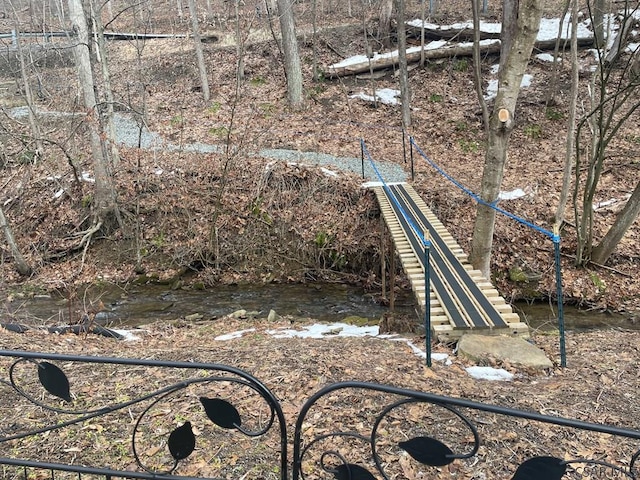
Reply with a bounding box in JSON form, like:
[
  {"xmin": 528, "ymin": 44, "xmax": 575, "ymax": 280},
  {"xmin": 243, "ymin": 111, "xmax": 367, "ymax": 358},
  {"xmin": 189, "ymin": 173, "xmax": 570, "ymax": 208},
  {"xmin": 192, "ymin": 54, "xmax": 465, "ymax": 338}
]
[
  {"xmin": 424, "ymin": 232, "xmax": 431, "ymax": 367},
  {"xmin": 402, "ymin": 128, "xmax": 407, "ymax": 164},
  {"xmin": 410, "ymin": 136, "xmax": 415, "ymax": 181},
  {"xmin": 553, "ymin": 228, "xmax": 566, "ymax": 367},
  {"xmin": 360, "ymin": 139, "xmax": 365, "ymax": 179}
]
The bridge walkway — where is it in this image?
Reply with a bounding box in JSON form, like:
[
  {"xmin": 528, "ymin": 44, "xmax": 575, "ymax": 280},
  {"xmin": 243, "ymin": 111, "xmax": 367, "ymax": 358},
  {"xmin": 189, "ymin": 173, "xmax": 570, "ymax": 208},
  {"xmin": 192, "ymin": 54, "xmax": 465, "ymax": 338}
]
[{"xmin": 374, "ymin": 183, "xmax": 529, "ymax": 340}]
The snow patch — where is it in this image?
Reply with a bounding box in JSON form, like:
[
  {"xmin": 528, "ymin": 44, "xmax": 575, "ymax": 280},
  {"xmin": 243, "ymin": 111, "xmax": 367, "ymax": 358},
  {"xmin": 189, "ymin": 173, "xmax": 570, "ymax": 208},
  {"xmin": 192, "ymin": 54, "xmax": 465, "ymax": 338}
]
[
  {"xmin": 350, "ymin": 88, "xmax": 401, "ymax": 106},
  {"xmin": 465, "ymin": 366, "xmax": 514, "ymax": 381},
  {"xmin": 536, "ymin": 53, "xmax": 556, "ymax": 62},
  {"xmin": 321, "ymin": 167, "xmax": 338, "ymax": 177},
  {"xmin": 81, "ymin": 172, "xmax": 95, "ymax": 183},
  {"xmin": 266, "ymin": 322, "xmax": 379, "ymax": 339},
  {"xmin": 499, "ymin": 188, "xmax": 527, "ymax": 201},
  {"xmin": 111, "ymin": 329, "xmax": 143, "ymax": 341},
  {"xmin": 214, "ymin": 328, "xmax": 256, "ymax": 341}
]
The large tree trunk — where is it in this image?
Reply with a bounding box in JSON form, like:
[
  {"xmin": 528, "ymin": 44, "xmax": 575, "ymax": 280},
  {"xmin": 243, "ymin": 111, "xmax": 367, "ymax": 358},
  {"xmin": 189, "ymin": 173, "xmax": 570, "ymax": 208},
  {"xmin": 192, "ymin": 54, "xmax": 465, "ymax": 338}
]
[
  {"xmin": 276, "ymin": 0, "xmax": 303, "ymax": 109},
  {"xmin": 470, "ymin": 0, "xmax": 542, "ymax": 278},
  {"xmin": 90, "ymin": 0, "xmax": 120, "ymax": 167},
  {"xmin": 592, "ymin": 0, "xmax": 606, "ymax": 48},
  {"xmin": 378, "ymin": 0, "xmax": 393, "ymax": 48},
  {"xmin": 591, "ymin": 182, "xmax": 640, "ymax": 264},
  {"xmin": 0, "ymin": 205, "xmax": 32, "ymax": 276},
  {"xmin": 187, "ymin": 0, "xmax": 210, "ymax": 101},
  {"xmin": 395, "ymin": 0, "xmax": 410, "ymax": 128},
  {"xmin": 68, "ymin": 0, "xmax": 118, "ymax": 220}
]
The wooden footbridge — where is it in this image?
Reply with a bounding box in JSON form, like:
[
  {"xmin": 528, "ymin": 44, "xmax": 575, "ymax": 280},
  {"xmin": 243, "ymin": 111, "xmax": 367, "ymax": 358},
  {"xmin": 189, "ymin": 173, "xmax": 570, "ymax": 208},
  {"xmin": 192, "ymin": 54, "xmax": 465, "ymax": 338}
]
[{"xmin": 374, "ymin": 183, "xmax": 529, "ymax": 340}]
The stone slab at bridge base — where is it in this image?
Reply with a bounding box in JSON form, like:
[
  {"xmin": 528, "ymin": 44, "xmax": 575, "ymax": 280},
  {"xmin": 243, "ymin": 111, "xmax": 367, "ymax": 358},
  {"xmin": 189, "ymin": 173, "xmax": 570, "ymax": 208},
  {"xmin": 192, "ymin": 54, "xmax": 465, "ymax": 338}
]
[{"xmin": 457, "ymin": 334, "xmax": 554, "ymax": 370}]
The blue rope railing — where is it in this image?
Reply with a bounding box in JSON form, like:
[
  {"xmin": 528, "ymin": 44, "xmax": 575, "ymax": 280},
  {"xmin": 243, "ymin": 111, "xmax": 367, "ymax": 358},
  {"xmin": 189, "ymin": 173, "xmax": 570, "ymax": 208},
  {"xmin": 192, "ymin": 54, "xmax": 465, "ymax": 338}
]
[
  {"xmin": 409, "ymin": 136, "xmax": 566, "ymax": 367},
  {"xmin": 361, "ymin": 139, "xmax": 433, "ymax": 367}
]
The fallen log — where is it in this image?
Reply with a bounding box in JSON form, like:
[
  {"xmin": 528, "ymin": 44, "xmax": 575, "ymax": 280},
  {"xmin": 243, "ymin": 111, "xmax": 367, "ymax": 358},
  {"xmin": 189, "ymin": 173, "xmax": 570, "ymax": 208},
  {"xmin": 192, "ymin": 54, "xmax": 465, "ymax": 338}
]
[
  {"xmin": 326, "ymin": 39, "xmax": 501, "ymax": 77},
  {"xmin": 326, "ymin": 16, "xmax": 596, "ymax": 77}
]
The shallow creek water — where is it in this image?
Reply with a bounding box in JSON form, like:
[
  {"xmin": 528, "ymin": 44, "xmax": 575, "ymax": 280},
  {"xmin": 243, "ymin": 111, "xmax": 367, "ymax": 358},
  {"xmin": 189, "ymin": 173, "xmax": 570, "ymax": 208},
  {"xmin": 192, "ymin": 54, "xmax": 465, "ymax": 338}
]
[{"xmin": 3, "ymin": 283, "xmax": 638, "ymax": 332}]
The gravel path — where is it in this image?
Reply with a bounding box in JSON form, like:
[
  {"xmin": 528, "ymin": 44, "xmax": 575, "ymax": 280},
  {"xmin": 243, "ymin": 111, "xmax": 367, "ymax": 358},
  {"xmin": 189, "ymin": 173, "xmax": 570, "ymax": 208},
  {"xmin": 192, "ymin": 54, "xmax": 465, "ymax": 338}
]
[
  {"xmin": 9, "ymin": 107, "xmax": 408, "ymax": 183},
  {"xmin": 112, "ymin": 113, "xmax": 408, "ymax": 183}
]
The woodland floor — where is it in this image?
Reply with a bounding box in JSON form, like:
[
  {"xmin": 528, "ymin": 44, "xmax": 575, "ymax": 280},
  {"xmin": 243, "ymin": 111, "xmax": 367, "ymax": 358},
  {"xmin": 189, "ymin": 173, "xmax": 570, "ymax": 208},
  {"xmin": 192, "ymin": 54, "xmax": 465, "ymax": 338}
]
[{"xmin": 0, "ymin": 0, "xmax": 639, "ymax": 476}]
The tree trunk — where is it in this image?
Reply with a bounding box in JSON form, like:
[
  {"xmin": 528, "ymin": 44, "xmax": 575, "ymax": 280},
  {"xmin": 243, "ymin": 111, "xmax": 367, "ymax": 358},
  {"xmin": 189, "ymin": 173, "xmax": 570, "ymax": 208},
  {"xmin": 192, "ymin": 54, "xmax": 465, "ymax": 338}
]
[
  {"xmin": 68, "ymin": 0, "xmax": 118, "ymax": 219},
  {"xmin": 0, "ymin": 205, "xmax": 32, "ymax": 276},
  {"xmin": 499, "ymin": 0, "xmax": 517, "ymax": 72},
  {"xmin": 378, "ymin": 0, "xmax": 393, "ymax": 48},
  {"xmin": 176, "ymin": 0, "xmax": 184, "ymax": 22},
  {"xmin": 470, "ymin": 0, "xmax": 541, "ymax": 278},
  {"xmin": 90, "ymin": 0, "xmax": 120, "ymax": 167},
  {"xmin": 187, "ymin": 0, "xmax": 210, "ymax": 101},
  {"xmin": 395, "ymin": 0, "xmax": 410, "ymax": 128},
  {"xmin": 277, "ymin": 0, "xmax": 303, "ymax": 109},
  {"xmin": 235, "ymin": 0, "xmax": 245, "ymax": 81},
  {"xmin": 554, "ymin": 0, "xmax": 578, "ymax": 228},
  {"xmin": 591, "ymin": 182, "xmax": 640, "ymax": 264},
  {"xmin": 14, "ymin": 27, "xmax": 44, "ymax": 158},
  {"xmin": 471, "ymin": 0, "xmax": 489, "ymax": 134},
  {"xmin": 593, "ymin": 0, "xmax": 606, "ymax": 48}
]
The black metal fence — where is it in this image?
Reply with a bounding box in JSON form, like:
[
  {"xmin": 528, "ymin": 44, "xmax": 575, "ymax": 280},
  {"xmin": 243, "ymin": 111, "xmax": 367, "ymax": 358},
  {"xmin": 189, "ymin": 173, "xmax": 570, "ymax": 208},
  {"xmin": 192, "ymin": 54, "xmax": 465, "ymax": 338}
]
[{"xmin": 1, "ymin": 350, "xmax": 639, "ymax": 479}]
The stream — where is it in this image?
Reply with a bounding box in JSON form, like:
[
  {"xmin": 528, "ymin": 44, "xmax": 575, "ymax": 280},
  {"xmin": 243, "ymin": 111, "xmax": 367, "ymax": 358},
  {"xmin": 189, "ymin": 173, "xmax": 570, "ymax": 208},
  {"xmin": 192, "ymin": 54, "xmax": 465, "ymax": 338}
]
[{"xmin": 4, "ymin": 283, "xmax": 638, "ymax": 332}]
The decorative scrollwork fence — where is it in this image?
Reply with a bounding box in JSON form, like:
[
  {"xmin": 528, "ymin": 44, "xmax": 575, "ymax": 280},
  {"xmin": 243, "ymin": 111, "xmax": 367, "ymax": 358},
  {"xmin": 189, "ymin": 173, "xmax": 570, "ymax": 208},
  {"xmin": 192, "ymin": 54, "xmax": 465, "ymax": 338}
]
[{"xmin": 0, "ymin": 350, "xmax": 638, "ymax": 479}]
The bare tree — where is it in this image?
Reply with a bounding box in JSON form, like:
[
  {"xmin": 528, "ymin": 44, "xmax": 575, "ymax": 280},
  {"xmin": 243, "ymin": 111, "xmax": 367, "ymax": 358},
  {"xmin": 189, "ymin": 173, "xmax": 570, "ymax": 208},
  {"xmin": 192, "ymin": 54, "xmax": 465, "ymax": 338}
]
[
  {"xmin": 470, "ymin": 0, "xmax": 542, "ymax": 277},
  {"xmin": 0, "ymin": 205, "xmax": 32, "ymax": 276},
  {"xmin": 591, "ymin": 182, "xmax": 640, "ymax": 264},
  {"xmin": 554, "ymin": 0, "xmax": 579, "ymax": 228},
  {"xmin": 395, "ymin": 0, "xmax": 410, "ymax": 128},
  {"xmin": 14, "ymin": 28, "xmax": 44, "ymax": 158},
  {"xmin": 277, "ymin": 0, "xmax": 303, "ymax": 109},
  {"xmin": 187, "ymin": 0, "xmax": 211, "ymax": 101},
  {"xmin": 573, "ymin": 29, "xmax": 640, "ymax": 265},
  {"xmin": 378, "ymin": 0, "xmax": 393, "ymax": 49},
  {"xmin": 471, "ymin": 0, "xmax": 489, "ymax": 133},
  {"xmin": 90, "ymin": 0, "xmax": 120, "ymax": 167},
  {"xmin": 68, "ymin": 0, "xmax": 119, "ymax": 228}
]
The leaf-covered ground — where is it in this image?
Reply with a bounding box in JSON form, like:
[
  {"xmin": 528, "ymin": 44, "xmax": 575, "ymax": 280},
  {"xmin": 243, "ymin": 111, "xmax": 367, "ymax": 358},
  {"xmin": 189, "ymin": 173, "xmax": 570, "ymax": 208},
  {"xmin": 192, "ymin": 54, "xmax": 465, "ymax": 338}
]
[{"xmin": 0, "ymin": 319, "xmax": 639, "ymax": 478}]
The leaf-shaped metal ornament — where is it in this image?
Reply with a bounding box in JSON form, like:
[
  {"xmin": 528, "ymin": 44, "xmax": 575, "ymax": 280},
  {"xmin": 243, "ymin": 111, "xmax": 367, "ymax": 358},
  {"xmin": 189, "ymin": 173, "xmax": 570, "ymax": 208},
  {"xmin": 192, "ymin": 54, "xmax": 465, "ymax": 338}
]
[
  {"xmin": 168, "ymin": 421, "xmax": 196, "ymax": 460},
  {"xmin": 511, "ymin": 456, "xmax": 567, "ymax": 480},
  {"xmin": 332, "ymin": 463, "xmax": 377, "ymax": 480},
  {"xmin": 200, "ymin": 397, "xmax": 241, "ymax": 429},
  {"xmin": 37, "ymin": 361, "xmax": 72, "ymax": 402},
  {"xmin": 399, "ymin": 436, "xmax": 454, "ymax": 466}
]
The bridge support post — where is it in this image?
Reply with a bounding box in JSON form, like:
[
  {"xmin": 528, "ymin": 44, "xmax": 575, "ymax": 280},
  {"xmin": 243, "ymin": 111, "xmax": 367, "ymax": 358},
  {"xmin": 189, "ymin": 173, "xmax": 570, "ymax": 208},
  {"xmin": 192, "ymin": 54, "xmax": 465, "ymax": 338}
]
[
  {"xmin": 389, "ymin": 237, "xmax": 396, "ymax": 312},
  {"xmin": 380, "ymin": 216, "xmax": 387, "ymax": 303}
]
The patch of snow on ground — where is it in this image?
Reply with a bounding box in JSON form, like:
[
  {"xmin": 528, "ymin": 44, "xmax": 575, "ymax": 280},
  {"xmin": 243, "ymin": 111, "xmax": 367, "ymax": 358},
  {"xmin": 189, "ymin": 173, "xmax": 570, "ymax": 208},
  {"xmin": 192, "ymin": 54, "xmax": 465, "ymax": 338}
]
[
  {"xmin": 485, "ymin": 79, "xmax": 499, "ymax": 100},
  {"xmin": 536, "ymin": 53, "xmax": 556, "ymax": 62},
  {"xmin": 490, "ymin": 63, "xmax": 500, "ymax": 74},
  {"xmin": 499, "ymin": 188, "xmax": 527, "ymax": 200},
  {"xmin": 266, "ymin": 322, "xmax": 379, "ymax": 339},
  {"xmin": 111, "ymin": 329, "xmax": 143, "ymax": 341},
  {"xmin": 350, "ymin": 88, "xmax": 401, "ymax": 106},
  {"xmin": 321, "ymin": 167, "xmax": 338, "ymax": 177},
  {"xmin": 485, "ymin": 74, "xmax": 533, "ymax": 100},
  {"xmin": 466, "ymin": 366, "xmax": 514, "ymax": 381},
  {"xmin": 214, "ymin": 328, "xmax": 256, "ymax": 341},
  {"xmin": 626, "ymin": 43, "xmax": 640, "ymax": 53}
]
